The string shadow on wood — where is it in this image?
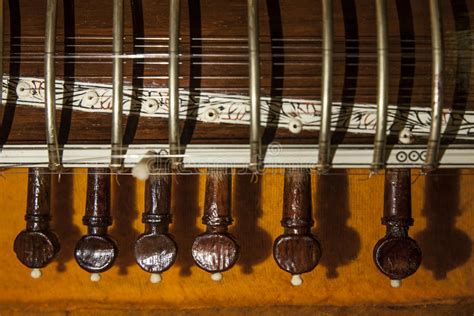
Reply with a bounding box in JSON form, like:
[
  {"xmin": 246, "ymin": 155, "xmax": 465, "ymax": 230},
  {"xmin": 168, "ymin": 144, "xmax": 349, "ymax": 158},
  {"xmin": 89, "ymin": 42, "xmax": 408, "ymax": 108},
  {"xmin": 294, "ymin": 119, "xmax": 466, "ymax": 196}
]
[
  {"xmin": 386, "ymin": 0, "xmax": 415, "ymax": 157},
  {"xmin": 0, "ymin": 0, "xmax": 21, "ymax": 148},
  {"xmin": 180, "ymin": 0, "xmax": 201, "ymax": 147},
  {"xmin": 171, "ymin": 174, "xmax": 202, "ymax": 277},
  {"xmin": 58, "ymin": 0, "xmax": 75, "ymax": 149},
  {"xmin": 439, "ymin": 0, "xmax": 471, "ymax": 160},
  {"xmin": 331, "ymin": 0, "xmax": 359, "ymax": 160},
  {"xmin": 110, "ymin": 173, "xmax": 140, "ymax": 276},
  {"xmin": 123, "ymin": 0, "xmax": 144, "ymax": 148},
  {"xmin": 261, "ymin": 0, "xmax": 284, "ymax": 160},
  {"xmin": 231, "ymin": 173, "xmax": 272, "ymax": 274},
  {"xmin": 314, "ymin": 170, "xmax": 360, "ymax": 278},
  {"xmin": 415, "ymin": 170, "xmax": 472, "ymax": 280},
  {"xmin": 51, "ymin": 170, "xmax": 81, "ymax": 272}
]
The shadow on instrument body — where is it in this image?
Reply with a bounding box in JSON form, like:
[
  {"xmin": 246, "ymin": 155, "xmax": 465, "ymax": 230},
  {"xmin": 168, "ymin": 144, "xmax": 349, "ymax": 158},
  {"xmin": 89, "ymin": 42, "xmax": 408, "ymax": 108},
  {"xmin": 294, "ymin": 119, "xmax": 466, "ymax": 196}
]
[
  {"xmin": 330, "ymin": 0, "xmax": 359, "ymax": 160},
  {"xmin": 51, "ymin": 171, "xmax": 81, "ymax": 272},
  {"xmin": 123, "ymin": 0, "xmax": 144, "ymax": 149},
  {"xmin": 180, "ymin": 0, "xmax": 202, "ymax": 148},
  {"xmin": 416, "ymin": 170, "xmax": 472, "ymax": 280},
  {"xmin": 386, "ymin": 0, "xmax": 416, "ymax": 156},
  {"xmin": 261, "ymin": 0, "xmax": 284, "ymax": 160},
  {"xmin": 231, "ymin": 172, "xmax": 272, "ymax": 274},
  {"xmin": 58, "ymin": 0, "xmax": 75, "ymax": 149},
  {"xmin": 0, "ymin": 0, "xmax": 21, "ymax": 148},
  {"xmin": 122, "ymin": 0, "xmax": 144, "ymax": 147},
  {"xmin": 438, "ymin": 0, "xmax": 471, "ymax": 160},
  {"xmin": 314, "ymin": 170, "xmax": 360, "ymax": 278},
  {"xmin": 110, "ymin": 173, "xmax": 140, "ymax": 275},
  {"xmin": 171, "ymin": 174, "xmax": 202, "ymax": 276}
]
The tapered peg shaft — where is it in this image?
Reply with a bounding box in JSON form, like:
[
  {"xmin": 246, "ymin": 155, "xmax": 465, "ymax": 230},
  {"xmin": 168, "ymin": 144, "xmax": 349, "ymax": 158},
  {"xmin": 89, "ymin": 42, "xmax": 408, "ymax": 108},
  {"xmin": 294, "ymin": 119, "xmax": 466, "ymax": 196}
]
[
  {"xmin": 75, "ymin": 168, "xmax": 118, "ymax": 281},
  {"xmin": 134, "ymin": 158, "xmax": 177, "ymax": 283},
  {"xmin": 14, "ymin": 168, "xmax": 60, "ymax": 278},
  {"xmin": 192, "ymin": 169, "xmax": 239, "ymax": 281},
  {"xmin": 373, "ymin": 169, "xmax": 422, "ymax": 287},
  {"xmin": 273, "ymin": 169, "xmax": 321, "ymax": 286}
]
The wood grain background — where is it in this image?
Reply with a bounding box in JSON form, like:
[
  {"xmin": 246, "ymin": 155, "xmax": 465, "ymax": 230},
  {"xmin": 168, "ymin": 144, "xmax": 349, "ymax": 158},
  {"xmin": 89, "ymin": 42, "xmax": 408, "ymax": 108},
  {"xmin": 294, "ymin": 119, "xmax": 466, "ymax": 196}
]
[{"xmin": 0, "ymin": 168, "xmax": 472, "ymax": 314}]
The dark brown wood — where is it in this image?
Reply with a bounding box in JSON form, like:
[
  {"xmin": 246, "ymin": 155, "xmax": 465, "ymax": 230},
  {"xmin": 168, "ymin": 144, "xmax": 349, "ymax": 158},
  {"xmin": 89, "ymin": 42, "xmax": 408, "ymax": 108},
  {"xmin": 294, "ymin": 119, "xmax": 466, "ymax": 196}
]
[
  {"xmin": 74, "ymin": 168, "xmax": 118, "ymax": 273},
  {"xmin": 273, "ymin": 168, "xmax": 321, "ymax": 275},
  {"xmin": 134, "ymin": 157, "xmax": 177, "ymax": 274},
  {"xmin": 191, "ymin": 169, "xmax": 239, "ymax": 273},
  {"xmin": 0, "ymin": 0, "xmax": 472, "ymax": 146},
  {"xmin": 373, "ymin": 168, "xmax": 422, "ymax": 281},
  {"xmin": 13, "ymin": 168, "xmax": 60, "ymax": 269}
]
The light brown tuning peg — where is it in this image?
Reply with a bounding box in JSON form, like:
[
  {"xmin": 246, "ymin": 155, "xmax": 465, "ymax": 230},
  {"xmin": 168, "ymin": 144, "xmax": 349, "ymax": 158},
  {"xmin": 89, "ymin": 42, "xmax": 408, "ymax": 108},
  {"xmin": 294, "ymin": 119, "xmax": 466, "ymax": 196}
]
[
  {"xmin": 134, "ymin": 158, "xmax": 177, "ymax": 283},
  {"xmin": 14, "ymin": 168, "xmax": 60, "ymax": 278},
  {"xmin": 75, "ymin": 168, "xmax": 118, "ymax": 282},
  {"xmin": 192, "ymin": 169, "xmax": 239, "ymax": 281},
  {"xmin": 373, "ymin": 168, "xmax": 422, "ymax": 288},
  {"xmin": 273, "ymin": 168, "xmax": 321, "ymax": 286}
]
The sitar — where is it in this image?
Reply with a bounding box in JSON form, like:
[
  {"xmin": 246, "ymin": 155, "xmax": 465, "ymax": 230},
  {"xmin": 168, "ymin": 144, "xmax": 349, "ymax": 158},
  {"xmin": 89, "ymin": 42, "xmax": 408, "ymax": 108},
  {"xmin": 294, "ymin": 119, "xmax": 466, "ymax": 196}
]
[{"xmin": 3, "ymin": 0, "xmax": 474, "ymax": 292}]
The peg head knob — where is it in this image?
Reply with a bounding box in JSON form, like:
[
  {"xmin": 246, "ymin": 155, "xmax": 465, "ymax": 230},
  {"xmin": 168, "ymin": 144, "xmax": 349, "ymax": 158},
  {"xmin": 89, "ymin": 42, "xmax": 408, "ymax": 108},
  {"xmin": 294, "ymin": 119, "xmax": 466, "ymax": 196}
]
[
  {"xmin": 134, "ymin": 233, "xmax": 177, "ymax": 273},
  {"xmin": 13, "ymin": 230, "xmax": 60, "ymax": 269},
  {"xmin": 192, "ymin": 233, "xmax": 239, "ymax": 273},
  {"xmin": 75, "ymin": 235, "xmax": 118, "ymax": 273},
  {"xmin": 373, "ymin": 236, "xmax": 422, "ymax": 281},
  {"xmin": 273, "ymin": 234, "xmax": 321, "ymax": 275}
]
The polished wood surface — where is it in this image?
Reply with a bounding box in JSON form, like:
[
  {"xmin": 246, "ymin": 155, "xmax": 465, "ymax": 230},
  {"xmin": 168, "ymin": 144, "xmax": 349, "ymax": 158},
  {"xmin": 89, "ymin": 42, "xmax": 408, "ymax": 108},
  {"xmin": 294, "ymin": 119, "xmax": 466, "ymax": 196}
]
[
  {"xmin": 74, "ymin": 168, "xmax": 118, "ymax": 274},
  {"xmin": 273, "ymin": 168, "xmax": 321, "ymax": 275},
  {"xmin": 13, "ymin": 168, "xmax": 60, "ymax": 270},
  {"xmin": 0, "ymin": 168, "xmax": 473, "ymax": 313},
  {"xmin": 191, "ymin": 169, "xmax": 239, "ymax": 274},
  {"xmin": 373, "ymin": 168, "xmax": 422, "ymax": 282},
  {"xmin": 134, "ymin": 158, "xmax": 177, "ymax": 274},
  {"xmin": 0, "ymin": 0, "xmax": 473, "ymax": 145}
]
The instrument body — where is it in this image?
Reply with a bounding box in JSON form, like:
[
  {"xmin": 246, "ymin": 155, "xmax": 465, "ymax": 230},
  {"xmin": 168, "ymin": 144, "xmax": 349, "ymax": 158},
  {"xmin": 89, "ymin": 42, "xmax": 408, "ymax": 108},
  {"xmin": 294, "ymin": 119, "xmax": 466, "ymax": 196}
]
[
  {"xmin": 1, "ymin": 169, "xmax": 473, "ymax": 313},
  {"xmin": 0, "ymin": 0, "xmax": 474, "ymax": 313},
  {"xmin": 0, "ymin": 0, "xmax": 472, "ymax": 166}
]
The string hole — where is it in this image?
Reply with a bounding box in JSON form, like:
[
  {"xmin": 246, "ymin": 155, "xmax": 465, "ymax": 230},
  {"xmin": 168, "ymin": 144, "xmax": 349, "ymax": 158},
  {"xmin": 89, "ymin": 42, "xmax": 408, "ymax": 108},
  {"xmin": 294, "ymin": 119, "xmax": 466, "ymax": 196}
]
[
  {"xmin": 398, "ymin": 128, "xmax": 414, "ymax": 144},
  {"xmin": 288, "ymin": 119, "xmax": 303, "ymax": 134},
  {"xmin": 203, "ymin": 108, "xmax": 219, "ymax": 122},
  {"xmin": 144, "ymin": 99, "xmax": 159, "ymax": 114}
]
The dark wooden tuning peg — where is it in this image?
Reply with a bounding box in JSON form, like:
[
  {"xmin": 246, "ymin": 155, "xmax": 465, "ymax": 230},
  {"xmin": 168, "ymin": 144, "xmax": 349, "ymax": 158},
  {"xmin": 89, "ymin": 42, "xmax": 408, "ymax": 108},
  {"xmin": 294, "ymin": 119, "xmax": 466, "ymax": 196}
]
[
  {"xmin": 14, "ymin": 168, "xmax": 60, "ymax": 278},
  {"xmin": 273, "ymin": 168, "xmax": 321, "ymax": 286},
  {"xmin": 134, "ymin": 158, "xmax": 177, "ymax": 283},
  {"xmin": 192, "ymin": 169, "xmax": 239, "ymax": 281},
  {"xmin": 373, "ymin": 168, "xmax": 422, "ymax": 288},
  {"xmin": 75, "ymin": 168, "xmax": 118, "ymax": 281}
]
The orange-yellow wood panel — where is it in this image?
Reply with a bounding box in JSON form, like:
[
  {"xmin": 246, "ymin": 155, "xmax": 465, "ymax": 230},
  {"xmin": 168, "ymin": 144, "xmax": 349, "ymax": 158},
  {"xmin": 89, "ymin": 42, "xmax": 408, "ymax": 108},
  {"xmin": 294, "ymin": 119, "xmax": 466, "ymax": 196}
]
[{"xmin": 0, "ymin": 168, "xmax": 472, "ymax": 313}]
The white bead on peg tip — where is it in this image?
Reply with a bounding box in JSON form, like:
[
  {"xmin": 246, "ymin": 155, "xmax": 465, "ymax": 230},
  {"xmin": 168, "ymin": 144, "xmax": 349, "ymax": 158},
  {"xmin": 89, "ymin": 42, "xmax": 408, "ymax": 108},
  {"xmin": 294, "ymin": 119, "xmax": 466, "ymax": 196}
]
[
  {"xmin": 150, "ymin": 273, "xmax": 162, "ymax": 284},
  {"xmin": 390, "ymin": 279, "xmax": 402, "ymax": 288},
  {"xmin": 90, "ymin": 273, "xmax": 101, "ymax": 282},
  {"xmin": 211, "ymin": 272, "xmax": 223, "ymax": 282},
  {"xmin": 30, "ymin": 268, "xmax": 42, "ymax": 279},
  {"xmin": 291, "ymin": 274, "xmax": 303, "ymax": 286}
]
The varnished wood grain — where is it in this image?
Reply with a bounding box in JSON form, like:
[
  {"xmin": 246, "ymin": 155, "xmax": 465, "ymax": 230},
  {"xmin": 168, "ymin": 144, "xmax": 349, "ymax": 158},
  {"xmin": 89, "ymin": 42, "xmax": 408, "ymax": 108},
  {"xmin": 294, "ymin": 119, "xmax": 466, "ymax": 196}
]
[
  {"xmin": 191, "ymin": 169, "xmax": 239, "ymax": 273},
  {"xmin": 0, "ymin": 168, "xmax": 473, "ymax": 313},
  {"xmin": 374, "ymin": 169, "xmax": 422, "ymax": 281},
  {"xmin": 273, "ymin": 168, "xmax": 321, "ymax": 275},
  {"xmin": 134, "ymin": 158, "xmax": 177, "ymax": 274},
  {"xmin": 13, "ymin": 168, "xmax": 60, "ymax": 269},
  {"xmin": 74, "ymin": 168, "xmax": 118, "ymax": 273},
  {"xmin": 0, "ymin": 0, "xmax": 473, "ymax": 145}
]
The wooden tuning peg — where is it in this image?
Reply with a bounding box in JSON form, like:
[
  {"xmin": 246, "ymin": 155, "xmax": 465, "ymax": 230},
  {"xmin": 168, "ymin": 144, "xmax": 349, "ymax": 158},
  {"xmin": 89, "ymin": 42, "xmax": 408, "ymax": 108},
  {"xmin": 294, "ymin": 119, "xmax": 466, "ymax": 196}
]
[
  {"xmin": 75, "ymin": 168, "xmax": 118, "ymax": 281},
  {"xmin": 273, "ymin": 168, "xmax": 321, "ymax": 286},
  {"xmin": 192, "ymin": 169, "xmax": 239, "ymax": 281},
  {"xmin": 14, "ymin": 168, "xmax": 60, "ymax": 278},
  {"xmin": 134, "ymin": 158, "xmax": 177, "ymax": 283},
  {"xmin": 373, "ymin": 168, "xmax": 422, "ymax": 288}
]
